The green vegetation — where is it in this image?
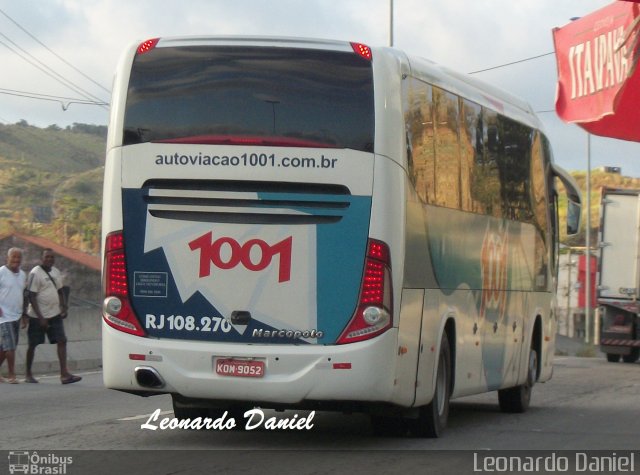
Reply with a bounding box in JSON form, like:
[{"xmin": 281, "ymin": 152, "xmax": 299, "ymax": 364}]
[{"xmin": 0, "ymin": 121, "xmax": 105, "ymax": 254}]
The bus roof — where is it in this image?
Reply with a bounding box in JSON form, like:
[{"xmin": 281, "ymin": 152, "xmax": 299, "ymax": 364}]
[
  {"xmin": 152, "ymin": 36, "xmax": 356, "ymax": 53},
  {"xmin": 398, "ymin": 51, "xmax": 542, "ymax": 130}
]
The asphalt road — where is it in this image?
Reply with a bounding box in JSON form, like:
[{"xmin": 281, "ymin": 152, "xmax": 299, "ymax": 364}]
[{"xmin": 1, "ymin": 356, "xmax": 638, "ymax": 474}]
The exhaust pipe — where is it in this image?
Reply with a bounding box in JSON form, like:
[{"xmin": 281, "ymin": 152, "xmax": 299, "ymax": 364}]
[{"xmin": 135, "ymin": 366, "xmax": 165, "ymax": 388}]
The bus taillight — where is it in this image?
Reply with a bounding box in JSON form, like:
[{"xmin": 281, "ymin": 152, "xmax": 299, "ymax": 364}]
[
  {"xmin": 351, "ymin": 42, "xmax": 372, "ymax": 61},
  {"xmin": 337, "ymin": 239, "xmax": 393, "ymax": 344},
  {"xmin": 103, "ymin": 231, "xmax": 146, "ymax": 337},
  {"xmin": 137, "ymin": 38, "xmax": 159, "ymax": 55}
]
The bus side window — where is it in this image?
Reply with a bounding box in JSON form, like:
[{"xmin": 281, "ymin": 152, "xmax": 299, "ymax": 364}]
[
  {"xmin": 403, "ymin": 78, "xmax": 435, "ymax": 203},
  {"xmin": 433, "ymin": 88, "xmax": 461, "ymax": 209},
  {"xmin": 460, "ymin": 99, "xmax": 484, "ymax": 214}
]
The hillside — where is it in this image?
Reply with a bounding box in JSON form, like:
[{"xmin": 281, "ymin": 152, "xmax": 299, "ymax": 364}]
[
  {"xmin": 0, "ymin": 121, "xmax": 105, "ymax": 172},
  {"xmin": 0, "ymin": 122, "xmax": 106, "ymax": 254}
]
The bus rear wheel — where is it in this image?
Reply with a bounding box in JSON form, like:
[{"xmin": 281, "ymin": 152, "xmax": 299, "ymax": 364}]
[
  {"xmin": 411, "ymin": 332, "xmax": 451, "ymax": 438},
  {"xmin": 498, "ymin": 345, "xmax": 537, "ymax": 413}
]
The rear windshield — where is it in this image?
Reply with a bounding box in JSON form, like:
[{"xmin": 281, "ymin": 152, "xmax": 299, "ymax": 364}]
[{"xmin": 123, "ymin": 45, "xmax": 374, "ymax": 152}]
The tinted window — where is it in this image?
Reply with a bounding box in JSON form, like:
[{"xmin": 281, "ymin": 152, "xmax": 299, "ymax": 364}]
[
  {"xmin": 403, "ymin": 78, "xmax": 435, "ymax": 202},
  {"xmin": 434, "ymin": 88, "xmax": 461, "ymax": 209},
  {"xmin": 460, "ymin": 99, "xmax": 483, "ymax": 213},
  {"xmin": 124, "ymin": 46, "xmax": 374, "ymax": 152},
  {"xmin": 403, "ymin": 77, "xmax": 547, "ymax": 225}
]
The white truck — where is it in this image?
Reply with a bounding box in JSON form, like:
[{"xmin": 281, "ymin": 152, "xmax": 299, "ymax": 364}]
[{"xmin": 597, "ymin": 187, "xmax": 640, "ymax": 363}]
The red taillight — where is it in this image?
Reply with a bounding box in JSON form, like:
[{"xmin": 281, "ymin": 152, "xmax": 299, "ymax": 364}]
[
  {"xmin": 337, "ymin": 239, "xmax": 393, "ymax": 344},
  {"xmin": 137, "ymin": 38, "xmax": 159, "ymax": 55},
  {"xmin": 103, "ymin": 231, "xmax": 146, "ymax": 337},
  {"xmin": 351, "ymin": 42, "xmax": 372, "ymax": 61},
  {"xmin": 105, "ymin": 233, "xmax": 127, "ymax": 296}
]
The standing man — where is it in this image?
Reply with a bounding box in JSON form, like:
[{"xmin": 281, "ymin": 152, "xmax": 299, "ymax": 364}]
[
  {"xmin": 0, "ymin": 248, "xmax": 27, "ymax": 384},
  {"xmin": 25, "ymin": 248, "xmax": 81, "ymax": 384}
]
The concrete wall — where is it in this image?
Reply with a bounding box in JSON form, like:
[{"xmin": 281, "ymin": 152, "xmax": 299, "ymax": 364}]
[
  {"xmin": 0, "ymin": 236, "xmax": 102, "ymax": 376},
  {"xmin": 13, "ymin": 306, "xmax": 102, "ymax": 375}
]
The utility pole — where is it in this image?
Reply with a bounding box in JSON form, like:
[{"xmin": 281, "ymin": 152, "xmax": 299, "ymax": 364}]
[
  {"xmin": 566, "ymin": 247, "xmax": 573, "ymax": 337},
  {"xmin": 389, "ymin": 0, "xmax": 394, "ymax": 47},
  {"xmin": 585, "ymin": 133, "xmax": 592, "ymax": 345}
]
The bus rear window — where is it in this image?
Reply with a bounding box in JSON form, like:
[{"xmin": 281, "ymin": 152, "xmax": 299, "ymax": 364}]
[{"xmin": 123, "ymin": 46, "xmax": 374, "ymax": 152}]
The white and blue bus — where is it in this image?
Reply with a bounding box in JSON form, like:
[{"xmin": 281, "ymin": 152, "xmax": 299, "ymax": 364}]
[{"xmin": 102, "ymin": 36, "xmax": 581, "ymax": 437}]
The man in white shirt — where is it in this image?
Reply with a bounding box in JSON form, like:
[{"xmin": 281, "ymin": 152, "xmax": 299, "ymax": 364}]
[
  {"xmin": 0, "ymin": 248, "xmax": 27, "ymax": 384},
  {"xmin": 25, "ymin": 248, "xmax": 81, "ymax": 384}
]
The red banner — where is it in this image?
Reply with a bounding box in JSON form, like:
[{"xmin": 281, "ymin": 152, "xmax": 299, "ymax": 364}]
[{"xmin": 553, "ymin": 1, "xmax": 640, "ymax": 142}]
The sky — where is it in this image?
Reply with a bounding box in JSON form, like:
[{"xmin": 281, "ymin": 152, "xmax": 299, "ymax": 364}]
[{"xmin": 0, "ymin": 0, "xmax": 639, "ymax": 176}]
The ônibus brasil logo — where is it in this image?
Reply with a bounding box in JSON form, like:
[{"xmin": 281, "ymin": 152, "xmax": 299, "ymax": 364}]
[{"xmin": 189, "ymin": 231, "xmax": 292, "ymax": 283}]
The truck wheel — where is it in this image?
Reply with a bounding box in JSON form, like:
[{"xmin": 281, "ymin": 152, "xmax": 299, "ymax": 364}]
[
  {"xmin": 622, "ymin": 349, "xmax": 639, "ymax": 363},
  {"xmin": 499, "ymin": 345, "xmax": 537, "ymax": 413},
  {"xmin": 410, "ymin": 332, "xmax": 451, "ymax": 438},
  {"xmin": 606, "ymin": 353, "xmax": 621, "ymax": 363}
]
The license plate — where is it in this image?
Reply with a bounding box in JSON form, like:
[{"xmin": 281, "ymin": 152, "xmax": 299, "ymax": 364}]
[{"xmin": 215, "ymin": 358, "xmax": 265, "ymax": 378}]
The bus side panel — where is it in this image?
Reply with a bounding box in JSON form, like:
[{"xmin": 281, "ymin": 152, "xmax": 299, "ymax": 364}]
[
  {"xmin": 368, "ymin": 155, "xmax": 424, "ymax": 407},
  {"xmin": 540, "ymin": 303, "xmax": 556, "ymax": 382},
  {"xmin": 106, "ymin": 44, "xmax": 137, "ymax": 152},
  {"xmin": 414, "ymin": 288, "xmax": 485, "ymax": 405},
  {"xmin": 101, "ymin": 148, "xmax": 123, "ymax": 246},
  {"xmin": 368, "ymin": 155, "xmax": 406, "ymax": 328},
  {"xmin": 410, "ymin": 204, "xmax": 543, "ymax": 399},
  {"xmin": 528, "ymin": 299, "xmax": 555, "ymax": 384},
  {"xmin": 390, "ymin": 288, "xmax": 424, "ymax": 406},
  {"xmin": 371, "ymin": 48, "xmax": 409, "ymax": 168}
]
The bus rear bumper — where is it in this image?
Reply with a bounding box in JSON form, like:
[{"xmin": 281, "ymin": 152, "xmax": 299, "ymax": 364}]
[{"xmin": 102, "ymin": 323, "xmax": 399, "ymax": 406}]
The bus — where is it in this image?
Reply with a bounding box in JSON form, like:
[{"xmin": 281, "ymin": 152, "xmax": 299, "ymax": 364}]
[{"xmin": 102, "ymin": 36, "xmax": 582, "ymax": 437}]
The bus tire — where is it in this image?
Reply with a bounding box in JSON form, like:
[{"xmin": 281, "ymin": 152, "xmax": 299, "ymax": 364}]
[
  {"xmin": 606, "ymin": 353, "xmax": 621, "ymax": 363},
  {"xmin": 498, "ymin": 345, "xmax": 537, "ymax": 413},
  {"xmin": 411, "ymin": 332, "xmax": 451, "ymax": 438},
  {"xmin": 622, "ymin": 349, "xmax": 639, "ymax": 363}
]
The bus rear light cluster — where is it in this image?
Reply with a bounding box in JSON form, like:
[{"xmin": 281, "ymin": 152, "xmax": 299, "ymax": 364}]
[
  {"xmin": 137, "ymin": 38, "xmax": 159, "ymax": 55},
  {"xmin": 103, "ymin": 231, "xmax": 146, "ymax": 337},
  {"xmin": 351, "ymin": 42, "xmax": 372, "ymax": 61},
  {"xmin": 337, "ymin": 239, "xmax": 393, "ymax": 344}
]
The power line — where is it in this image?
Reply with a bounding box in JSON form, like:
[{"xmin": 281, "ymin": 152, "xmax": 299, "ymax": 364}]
[
  {"xmin": 0, "ymin": 87, "xmax": 106, "ymax": 103},
  {"xmin": 0, "ymin": 31, "xmax": 107, "ymax": 103},
  {"xmin": 468, "ymin": 52, "xmax": 555, "ymax": 75},
  {"xmin": 0, "ymin": 8, "xmax": 110, "ymax": 94},
  {"xmin": 0, "ymin": 35, "xmax": 108, "ymax": 109},
  {"xmin": 0, "ymin": 87, "xmax": 108, "ymax": 110}
]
